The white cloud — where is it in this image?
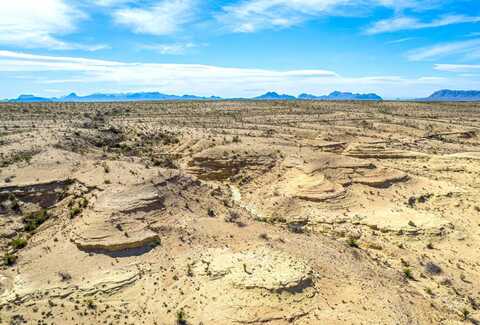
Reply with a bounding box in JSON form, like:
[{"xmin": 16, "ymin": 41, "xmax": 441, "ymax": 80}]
[
  {"xmin": 376, "ymin": 0, "xmax": 443, "ymax": 11},
  {"xmin": 113, "ymin": 0, "xmax": 196, "ymax": 35},
  {"xmin": 367, "ymin": 14, "xmax": 480, "ymax": 34},
  {"xmin": 407, "ymin": 39, "xmax": 480, "ymax": 61},
  {"xmin": 143, "ymin": 42, "xmax": 198, "ymax": 55},
  {"xmin": 217, "ymin": 0, "xmax": 355, "ymax": 33},
  {"xmin": 0, "ymin": 50, "xmax": 465, "ymax": 99},
  {"xmin": 434, "ymin": 64, "xmax": 480, "ymax": 73},
  {"xmin": 0, "ymin": 0, "xmax": 108, "ymax": 50},
  {"xmin": 385, "ymin": 37, "xmax": 416, "ymax": 44},
  {"xmin": 0, "ymin": 0, "xmax": 85, "ymax": 49},
  {"xmin": 216, "ymin": 0, "xmax": 448, "ymax": 33},
  {"xmin": 92, "ymin": 0, "xmax": 133, "ymax": 6}
]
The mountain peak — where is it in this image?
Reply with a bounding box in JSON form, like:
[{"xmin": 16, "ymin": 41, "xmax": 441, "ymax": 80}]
[
  {"xmin": 426, "ymin": 89, "xmax": 480, "ymax": 101},
  {"xmin": 254, "ymin": 92, "xmax": 296, "ymax": 100},
  {"xmin": 298, "ymin": 91, "xmax": 382, "ymax": 101},
  {"xmin": 9, "ymin": 91, "xmax": 222, "ymax": 102},
  {"xmin": 7, "ymin": 90, "xmax": 384, "ymax": 102},
  {"xmin": 12, "ymin": 94, "xmax": 52, "ymax": 102}
]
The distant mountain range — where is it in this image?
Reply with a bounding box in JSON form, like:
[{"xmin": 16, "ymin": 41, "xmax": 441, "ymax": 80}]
[
  {"xmin": 6, "ymin": 89, "xmax": 479, "ymax": 102},
  {"xmin": 254, "ymin": 91, "xmax": 382, "ymax": 101},
  {"xmin": 3, "ymin": 90, "xmax": 384, "ymax": 102},
  {"xmin": 420, "ymin": 89, "xmax": 480, "ymax": 102},
  {"xmin": 5, "ymin": 92, "xmax": 222, "ymax": 103},
  {"xmin": 297, "ymin": 91, "xmax": 382, "ymax": 101},
  {"xmin": 10, "ymin": 95, "xmax": 53, "ymax": 103},
  {"xmin": 254, "ymin": 92, "xmax": 297, "ymax": 100}
]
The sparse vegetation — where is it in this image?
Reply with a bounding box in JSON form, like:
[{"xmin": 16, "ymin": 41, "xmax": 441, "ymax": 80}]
[
  {"xmin": 10, "ymin": 237, "xmax": 27, "ymax": 250},
  {"xmin": 1, "ymin": 99, "xmax": 480, "ymax": 323},
  {"xmin": 23, "ymin": 209, "xmax": 49, "ymax": 232},
  {"xmin": 58, "ymin": 271, "xmax": 72, "ymax": 282},
  {"xmin": 86, "ymin": 299, "xmax": 96, "ymax": 310},
  {"xmin": 0, "ymin": 149, "xmax": 38, "ymax": 168},
  {"xmin": 403, "ymin": 268, "xmax": 414, "ymax": 280},
  {"xmin": 3, "ymin": 253, "xmax": 18, "ymax": 266},
  {"xmin": 176, "ymin": 309, "xmax": 188, "ymax": 325},
  {"xmin": 347, "ymin": 237, "xmax": 359, "ymax": 248},
  {"xmin": 69, "ymin": 206, "xmax": 81, "ymax": 218}
]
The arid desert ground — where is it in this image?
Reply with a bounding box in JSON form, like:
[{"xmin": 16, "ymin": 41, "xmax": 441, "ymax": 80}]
[{"xmin": 1, "ymin": 100, "xmax": 480, "ymax": 325}]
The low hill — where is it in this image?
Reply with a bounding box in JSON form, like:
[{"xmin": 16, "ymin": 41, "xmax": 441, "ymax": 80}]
[
  {"xmin": 9, "ymin": 92, "xmax": 221, "ymax": 103},
  {"xmin": 422, "ymin": 89, "xmax": 480, "ymax": 101},
  {"xmin": 298, "ymin": 91, "xmax": 382, "ymax": 101},
  {"xmin": 254, "ymin": 92, "xmax": 296, "ymax": 100}
]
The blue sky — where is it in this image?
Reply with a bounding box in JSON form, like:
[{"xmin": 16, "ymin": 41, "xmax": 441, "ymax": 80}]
[{"xmin": 0, "ymin": 0, "xmax": 479, "ymax": 99}]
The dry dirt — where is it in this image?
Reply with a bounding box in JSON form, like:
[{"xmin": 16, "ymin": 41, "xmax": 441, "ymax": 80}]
[{"xmin": 0, "ymin": 100, "xmax": 480, "ymax": 324}]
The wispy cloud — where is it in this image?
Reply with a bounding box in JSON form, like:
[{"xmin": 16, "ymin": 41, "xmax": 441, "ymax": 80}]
[
  {"xmin": 0, "ymin": 50, "xmax": 457, "ymax": 98},
  {"xmin": 434, "ymin": 64, "xmax": 480, "ymax": 73},
  {"xmin": 367, "ymin": 15, "xmax": 480, "ymax": 34},
  {"xmin": 375, "ymin": 0, "xmax": 443, "ymax": 11},
  {"xmin": 217, "ymin": 0, "xmax": 451, "ymax": 33},
  {"xmin": 91, "ymin": 0, "xmax": 133, "ymax": 6},
  {"xmin": 217, "ymin": 0, "xmax": 358, "ymax": 33},
  {"xmin": 386, "ymin": 37, "xmax": 416, "ymax": 44},
  {"xmin": 113, "ymin": 0, "xmax": 196, "ymax": 35},
  {"xmin": 142, "ymin": 42, "xmax": 198, "ymax": 55},
  {"xmin": 407, "ymin": 38, "xmax": 480, "ymax": 61}
]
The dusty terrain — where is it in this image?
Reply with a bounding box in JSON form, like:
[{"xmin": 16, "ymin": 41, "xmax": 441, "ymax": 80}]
[{"xmin": 0, "ymin": 100, "xmax": 480, "ymax": 324}]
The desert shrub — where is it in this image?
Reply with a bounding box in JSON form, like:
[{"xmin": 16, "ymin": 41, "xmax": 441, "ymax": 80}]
[
  {"xmin": 86, "ymin": 299, "xmax": 96, "ymax": 310},
  {"xmin": 79, "ymin": 198, "xmax": 89, "ymax": 208},
  {"xmin": 0, "ymin": 150, "xmax": 38, "ymax": 168},
  {"xmin": 403, "ymin": 268, "xmax": 414, "ymax": 280},
  {"xmin": 69, "ymin": 207, "xmax": 81, "ymax": 218},
  {"xmin": 224, "ymin": 211, "xmax": 240, "ymax": 223},
  {"xmin": 176, "ymin": 309, "xmax": 188, "ymax": 325},
  {"xmin": 347, "ymin": 237, "xmax": 359, "ymax": 248},
  {"xmin": 23, "ymin": 209, "xmax": 49, "ymax": 232},
  {"xmin": 10, "ymin": 237, "xmax": 27, "ymax": 250},
  {"xmin": 58, "ymin": 272, "xmax": 72, "ymax": 282},
  {"xmin": 102, "ymin": 162, "xmax": 110, "ymax": 173},
  {"xmin": 3, "ymin": 253, "xmax": 17, "ymax": 266}
]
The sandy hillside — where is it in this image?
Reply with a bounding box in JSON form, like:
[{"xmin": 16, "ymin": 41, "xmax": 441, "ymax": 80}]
[{"xmin": 1, "ymin": 100, "xmax": 480, "ymax": 324}]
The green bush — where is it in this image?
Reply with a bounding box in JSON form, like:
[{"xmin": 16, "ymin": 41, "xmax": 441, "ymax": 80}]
[
  {"xmin": 23, "ymin": 209, "xmax": 49, "ymax": 232},
  {"xmin": 403, "ymin": 268, "xmax": 414, "ymax": 280},
  {"xmin": 3, "ymin": 253, "xmax": 17, "ymax": 266},
  {"xmin": 69, "ymin": 207, "xmax": 81, "ymax": 218},
  {"xmin": 10, "ymin": 237, "xmax": 27, "ymax": 250},
  {"xmin": 347, "ymin": 237, "xmax": 359, "ymax": 248}
]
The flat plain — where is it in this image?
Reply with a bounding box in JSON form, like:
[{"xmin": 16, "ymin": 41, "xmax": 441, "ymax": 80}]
[{"xmin": 1, "ymin": 100, "xmax": 480, "ymax": 324}]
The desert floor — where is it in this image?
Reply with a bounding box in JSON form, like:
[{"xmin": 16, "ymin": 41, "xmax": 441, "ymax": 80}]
[{"xmin": 1, "ymin": 100, "xmax": 480, "ymax": 325}]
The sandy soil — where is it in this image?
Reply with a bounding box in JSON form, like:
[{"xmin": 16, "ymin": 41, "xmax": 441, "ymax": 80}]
[{"xmin": 0, "ymin": 100, "xmax": 480, "ymax": 324}]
